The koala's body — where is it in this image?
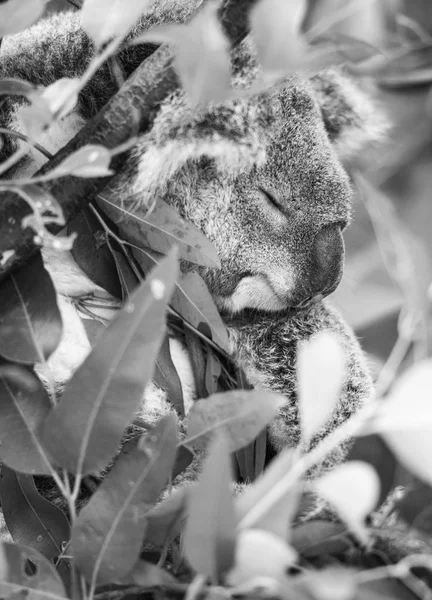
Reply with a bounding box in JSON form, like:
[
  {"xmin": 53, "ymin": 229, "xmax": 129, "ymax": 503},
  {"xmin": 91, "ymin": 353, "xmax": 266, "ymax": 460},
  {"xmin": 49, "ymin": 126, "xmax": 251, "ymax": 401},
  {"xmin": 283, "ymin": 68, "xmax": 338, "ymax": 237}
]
[{"xmin": 0, "ymin": 0, "xmax": 381, "ymax": 479}]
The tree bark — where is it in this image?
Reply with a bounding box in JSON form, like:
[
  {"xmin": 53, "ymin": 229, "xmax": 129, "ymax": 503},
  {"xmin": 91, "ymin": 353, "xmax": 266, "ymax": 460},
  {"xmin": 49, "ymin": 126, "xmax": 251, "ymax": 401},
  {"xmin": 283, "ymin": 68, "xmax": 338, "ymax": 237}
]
[{"xmin": 0, "ymin": 0, "xmax": 258, "ymax": 281}]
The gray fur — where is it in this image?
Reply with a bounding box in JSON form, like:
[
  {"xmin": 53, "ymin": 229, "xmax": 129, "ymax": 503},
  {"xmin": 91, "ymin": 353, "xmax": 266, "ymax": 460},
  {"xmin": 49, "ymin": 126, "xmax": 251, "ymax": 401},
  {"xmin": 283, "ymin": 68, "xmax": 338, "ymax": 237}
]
[{"xmin": 0, "ymin": 0, "xmax": 382, "ymax": 484}]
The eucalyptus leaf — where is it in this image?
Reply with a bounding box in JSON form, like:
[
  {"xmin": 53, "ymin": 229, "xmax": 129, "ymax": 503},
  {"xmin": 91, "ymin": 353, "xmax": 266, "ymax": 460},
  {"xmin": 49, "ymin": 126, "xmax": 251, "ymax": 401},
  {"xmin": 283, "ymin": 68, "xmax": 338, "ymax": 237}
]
[
  {"xmin": 71, "ymin": 415, "xmax": 177, "ymax": 585},
  {"xmin": 0, "ymin": 253, "xmax": 62, "ymax": 364},
  {"xmin": 314, "ymin": 461, "xmax": 380, "ymax": 545},
  {"xmin": 136, "ymin": 2, "xmax": 232, "ymax": 105},
  {"xmin": 132, "ymin": 247, "xmax": 229, "ymax": 351},
  {"xmin": 0, "ymin": 368, "xmax": 52, "ymax": 475},
  {"xmin": 171, "ymin": 271, "xmax": 229, "ymax": 352},
  {"xmin": 42, "ymin": 250, "xmax": 178, "ymax": 475},
  {"xmin": 0, "ymin": 541, "xmax": 67, "ymax": 600},
  {"xmin": 81, "ymin": 0, "xmax": 154, "ymax": 46},
  {"xmin": 291, "ymin": 521, "xmax": 348, "ymax": 558},
  {"xmin": 183, "ymin": 435, "xmax": 237, "ymax": 583},
  {"xmin": 153, "ymin": 336, "xmax": 185, "ymax": 417},
  {"xmin": 49, "ymin": 145, "xmax": 113, "ymax": 179},
  {"xmin": 0, "ymin": 78, "xmax": 38, "ymax": 98},
  {"xmin": 68, "ymin": 207, "xmax": 122, "ymax": 298},
  {"xmin": 119, "ymin": 559, "xmax": 178, "ymax": 587},
  {"xmin": 144, "ymin": 485, "xmax": 190, "ymax": 548},
  {"xmin": 236, "ymin": 448, "xmax": 300, "ymax": 540},
  {"xmin": 0, "ymin": 0, "xmax": 49, "ymax": 37},
  {"xmin": 100, "ymin": 195, "xmax": 220, "ymax": 268},
  {"xmin": 0, "ymin": 468, "xmax": 70, "ymax": 561},
  {"xmin": 184, "ymin": 389, "xmax": 284, "ymax": 452}
]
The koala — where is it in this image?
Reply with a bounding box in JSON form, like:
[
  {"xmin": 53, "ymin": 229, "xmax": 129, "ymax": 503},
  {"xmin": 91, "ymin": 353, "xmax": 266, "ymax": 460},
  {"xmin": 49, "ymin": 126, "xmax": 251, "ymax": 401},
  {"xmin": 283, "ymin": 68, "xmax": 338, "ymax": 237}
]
[{"xmin": 0, "ymin": 0, "xmax": 382, "ymax": 485}]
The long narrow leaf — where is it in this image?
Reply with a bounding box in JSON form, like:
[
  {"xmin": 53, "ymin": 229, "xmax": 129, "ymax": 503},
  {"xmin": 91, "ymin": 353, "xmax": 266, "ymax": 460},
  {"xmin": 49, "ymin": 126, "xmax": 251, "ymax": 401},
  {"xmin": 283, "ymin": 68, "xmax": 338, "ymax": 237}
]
[
  {"xmin": 99, "ymin": 195, "xmax": 220, "ymax": 268},
  {"xmin": 71, "ymin": 415, "xmax": 177, "ymax": 585},
  {"xmin": 132, "ymin": 247, "xmax": 229, "ymax": 352},
  {"xmin": 0, "ymin": 468, "xmax": 70, "ymax": 561},
  {"xmin": 183, "ymin": 435, "xmax": 237, "ymax": 583},
  {"xmin": 0, "ymin": 368, "xmax": 52, "ymax": 475},
  {"xmin": 0, "ymin": 253, "xmax": 62, "ymax": 364},
  {"xmin": 42, "ymin": 250, "xmax": 178, "ymax": 475},
  {"xmin": 184, "ymin": 390, "xmax": 284, "ymax": 452}
]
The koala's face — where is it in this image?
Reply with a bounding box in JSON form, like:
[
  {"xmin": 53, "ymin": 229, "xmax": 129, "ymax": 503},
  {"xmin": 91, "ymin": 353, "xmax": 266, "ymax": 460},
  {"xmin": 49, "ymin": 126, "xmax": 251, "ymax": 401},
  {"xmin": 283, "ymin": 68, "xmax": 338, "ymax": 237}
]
[{"xmin": 158, "ymin": 72, "xmax": 376, "ymax": 315}]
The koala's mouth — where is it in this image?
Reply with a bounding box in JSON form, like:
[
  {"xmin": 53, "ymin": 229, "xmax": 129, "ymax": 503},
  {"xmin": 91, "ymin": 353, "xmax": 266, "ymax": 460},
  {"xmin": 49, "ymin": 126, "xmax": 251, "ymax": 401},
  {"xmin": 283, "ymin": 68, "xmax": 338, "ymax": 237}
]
[{"xmin": 215, "ymin": 272, "xmax": 340, "ymax": 316}]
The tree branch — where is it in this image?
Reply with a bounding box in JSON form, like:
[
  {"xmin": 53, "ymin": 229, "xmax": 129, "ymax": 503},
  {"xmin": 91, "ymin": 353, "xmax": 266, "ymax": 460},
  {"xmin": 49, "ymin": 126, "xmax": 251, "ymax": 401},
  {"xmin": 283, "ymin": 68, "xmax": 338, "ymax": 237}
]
[{"xmin": 0, "ymin": 0, "xmax": 258, "ymax": 281}]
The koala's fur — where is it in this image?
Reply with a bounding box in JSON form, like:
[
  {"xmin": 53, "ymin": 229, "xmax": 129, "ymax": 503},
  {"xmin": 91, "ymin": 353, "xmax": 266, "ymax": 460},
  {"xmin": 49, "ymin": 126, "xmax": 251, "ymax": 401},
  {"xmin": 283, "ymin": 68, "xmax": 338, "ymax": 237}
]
[{"xmin": 0, "ymin": 0, "xmax": 383, "ymax": 486}]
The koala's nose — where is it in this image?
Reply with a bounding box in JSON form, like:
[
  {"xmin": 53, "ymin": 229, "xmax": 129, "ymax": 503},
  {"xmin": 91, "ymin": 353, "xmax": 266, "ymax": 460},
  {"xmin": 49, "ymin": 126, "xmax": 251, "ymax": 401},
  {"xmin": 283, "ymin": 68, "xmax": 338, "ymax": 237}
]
[{"xmin": 309, "ymin": 223, "xmax": 345, "ymax": 299}]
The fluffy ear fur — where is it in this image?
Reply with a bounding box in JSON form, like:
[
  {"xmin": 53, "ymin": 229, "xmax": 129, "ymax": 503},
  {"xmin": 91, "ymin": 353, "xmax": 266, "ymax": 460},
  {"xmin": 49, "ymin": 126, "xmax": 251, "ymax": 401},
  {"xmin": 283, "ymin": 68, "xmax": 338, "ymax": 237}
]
[
  {"xmin": 111, "ymin": 50, "xmax": 386, "ymax": 208},
  {"xmin": 310, "ymin": 68, "xmax": 388, "ymax": 160}
]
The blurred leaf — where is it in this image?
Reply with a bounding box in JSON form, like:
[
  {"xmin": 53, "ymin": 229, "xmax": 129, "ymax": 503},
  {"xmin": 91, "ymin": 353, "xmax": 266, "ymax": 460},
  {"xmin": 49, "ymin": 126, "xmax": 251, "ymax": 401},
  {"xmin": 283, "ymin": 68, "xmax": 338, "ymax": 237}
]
[
  {"xmin": 134, "ymin": 247, "xmax": 229, "ymax": 352},
  {"xmin": 0, "ymin": 78, "xmax": 37, "ymax": 98},
  {"xmin": 153, "ymin": 336, "xmax": 184, "ymax": 417},
  {"xmin": 226, "ymin": 529, "xmax": 297, "ymax": 587},
  {"xmin": 42, "ymin": 250, "xmax": 178, "ymax": 475},
  {"xmin": 291, "ymin": 521, "xmax": 349, "ymax": 558},
  {"xmin": 302, "ymin": 567, "xmax": 357, "ymax": 600},
  {"xmin": 236, "ymin": 449, "xmax": 300, "ymax": 540},
  {"xmin": 81, "ymin": 0, "xmax": 154, "ymax": 46},
  {"xmin": 396, "ymin": 480, "xmax": 432, "ymax": 535},
  {"xmin": 0, "ymin": 541, "xmax": 67, "ymax": 600},
  {"xmin": 250, "ymin": 0, "xmax": 306, "ymax": 75},
  {"xmin": 118, "ymin": 559, "xmax": 178, "ymax": 587},
  {"xmin": 38, "ymin": 78, "xmax": 79, "ymax": 120},
  {"xmin": 20, "ymin": 95, "xmax": 52, "ymax": 143},
  {"xmin": 314, "ymin": 461, "xmax": 380, "ymax": 545},
  {"xmin": 49, "ymin": 145, "xmax": 113, "ymax": 179},
  {"xmin": 0, "ymin": 253, "xmax": 62, "ymax": 364},
  {"xmin": 144, "ymin": 485, "xmax": 189, "ymax": 548},
  {"xmin": 71, "ymin": 415, "xmax": 177, "ymax": 585},
  {"xmin": 0, "ymin": 368, "xmax": 52, "ymax": 475},
  {"xmin": 0, "ymin": 361, "xmax": 40, "ymax": 393},
  {"xmin": 375, "ymin": 360, "xmax": 432, "ymax": 486},
  {"xmin": 309, "ymin": 35, "xmax": 381, "ymax": 70},
  {"xmin": 0, "ymin": 468, "xmax": 69, "ymax": 561},
  {"xmin": 10, "ymin": 184, "xmax": 76, "ymax": 252},
  {"xmin": 172, "ymin": 445, "xmax": 194, "ymax": 480},
  {"xmin": 298, "ymin": 332, "xmax": 346, "ymax": 443},
  {"xmin": 184, "ymin": 389, "xmax": 284, "ymax": 452},
  {"xmin": 134, "ymin": 1, "xmax": 231, "ymax": 104},
  {"xmin": 16, "ymin": 184, "xmax": 66, "ymax": 228},
  {"xmin": 183, "ymin": 435, "xmax": 237, "ymax": 583},
  {"xmin": 68, "ymin": 207, "xmax": 122, "ymax": 298},
  {"xmin": 0, "ymin": 0, "xmax": 49, "ymax": 36},
  {"xmin": 356, "ymin": 175, "xmax": 432, "ymax": 347},
  {"xmin": 347, "ymin": 434, "xmax": 397, "ymax": 507},
  {"xmin": 100, "ymin": 195, "xmax": 220, "ymax": 269}
]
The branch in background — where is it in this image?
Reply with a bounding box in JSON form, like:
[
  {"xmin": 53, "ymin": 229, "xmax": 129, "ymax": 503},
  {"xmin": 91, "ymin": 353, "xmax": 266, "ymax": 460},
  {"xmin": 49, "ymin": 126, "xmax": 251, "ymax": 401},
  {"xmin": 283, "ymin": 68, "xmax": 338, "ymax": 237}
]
[{"xmin": 0, "ymin": 0, "xmax": 258, "ymax": 281}]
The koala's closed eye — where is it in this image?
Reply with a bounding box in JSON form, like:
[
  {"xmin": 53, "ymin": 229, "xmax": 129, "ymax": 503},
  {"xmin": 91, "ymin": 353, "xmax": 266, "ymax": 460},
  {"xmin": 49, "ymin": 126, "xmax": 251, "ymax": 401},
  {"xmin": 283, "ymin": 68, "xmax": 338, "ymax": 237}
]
[{"xmin": 258, "ymin": 186, "xmax": 286, "ymax": 213}]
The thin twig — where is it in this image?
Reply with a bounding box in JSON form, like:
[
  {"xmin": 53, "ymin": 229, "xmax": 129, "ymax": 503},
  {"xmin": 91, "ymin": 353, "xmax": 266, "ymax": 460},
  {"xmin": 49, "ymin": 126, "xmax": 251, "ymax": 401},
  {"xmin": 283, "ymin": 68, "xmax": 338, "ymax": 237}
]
[{"xmin": 0, "ymin": 128, "xmax": 54, "ymax": 161}]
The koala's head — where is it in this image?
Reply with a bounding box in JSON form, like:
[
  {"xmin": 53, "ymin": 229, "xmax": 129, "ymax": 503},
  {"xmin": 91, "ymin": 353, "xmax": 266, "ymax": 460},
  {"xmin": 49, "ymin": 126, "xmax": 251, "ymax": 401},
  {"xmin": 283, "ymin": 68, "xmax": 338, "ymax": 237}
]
[{"xmin": 126, "ymin": 56, "xmax": 384, "ymax": 315}]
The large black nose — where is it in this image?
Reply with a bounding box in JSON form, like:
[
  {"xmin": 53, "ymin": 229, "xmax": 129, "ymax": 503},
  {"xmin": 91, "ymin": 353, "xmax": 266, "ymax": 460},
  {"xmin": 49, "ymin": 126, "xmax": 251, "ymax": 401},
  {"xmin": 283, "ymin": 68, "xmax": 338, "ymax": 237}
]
[
  {"xmin": 311, "ymin": 222, "xmax": 345, "ymax": 296},
  {"xmin": 292, "ymin": 223, "xmax": 345, "ymax": 309}
]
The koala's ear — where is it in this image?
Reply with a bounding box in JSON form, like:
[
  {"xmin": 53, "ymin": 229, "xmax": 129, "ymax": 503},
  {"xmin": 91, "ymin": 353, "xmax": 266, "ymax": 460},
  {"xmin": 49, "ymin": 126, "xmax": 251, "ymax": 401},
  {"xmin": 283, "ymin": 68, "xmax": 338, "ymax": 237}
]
[
  {"xmin": 310, "ymin": 69, "xmax": 388, "ymax": 161},
  {"xmin": 129, "ymin": 89, "xmax": 275, "ymax": 200}
]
